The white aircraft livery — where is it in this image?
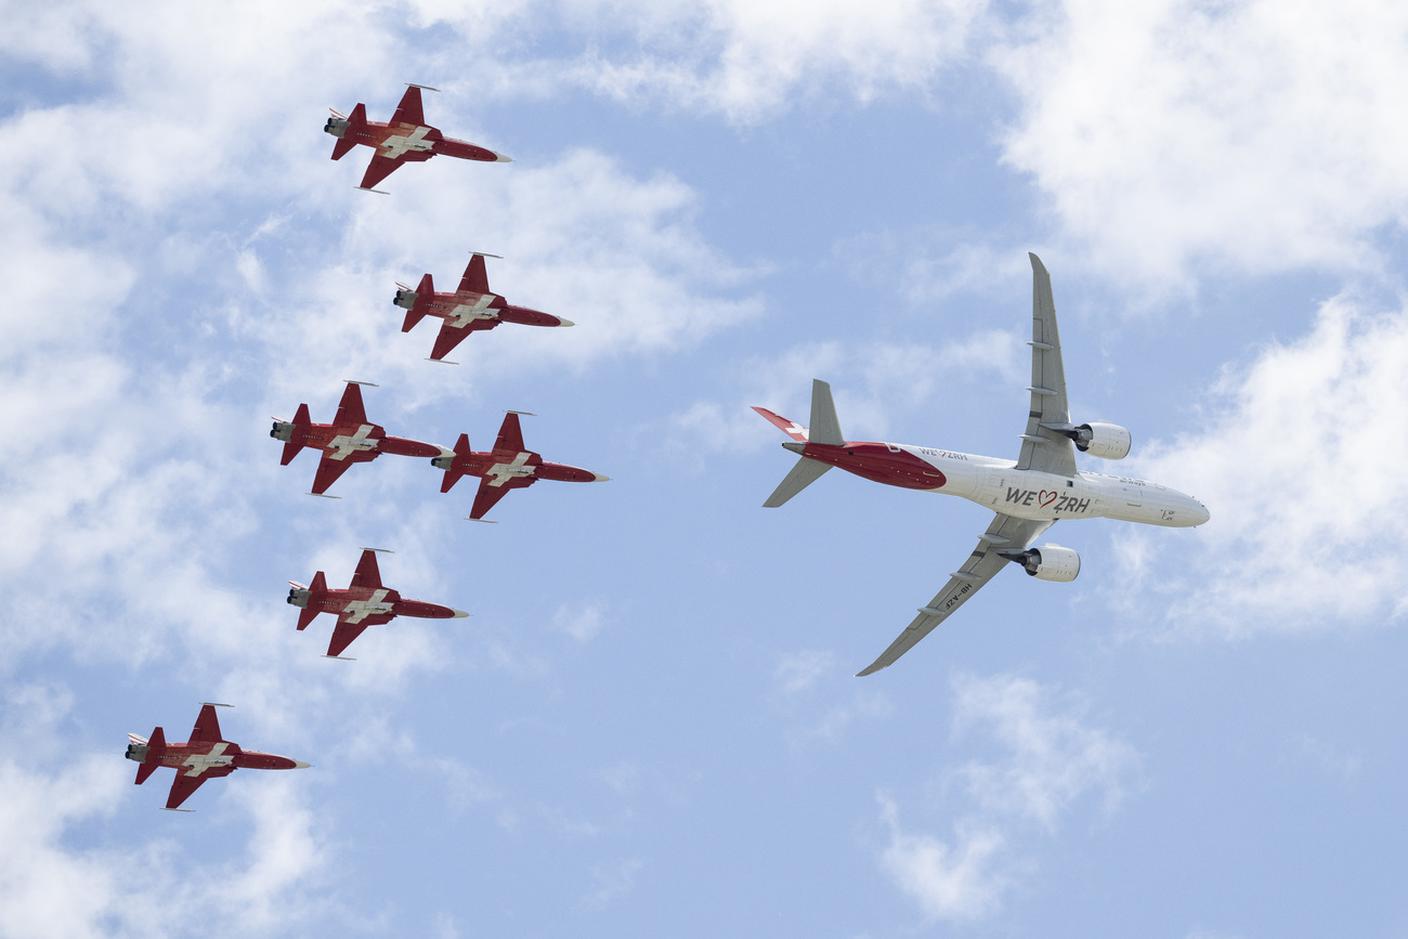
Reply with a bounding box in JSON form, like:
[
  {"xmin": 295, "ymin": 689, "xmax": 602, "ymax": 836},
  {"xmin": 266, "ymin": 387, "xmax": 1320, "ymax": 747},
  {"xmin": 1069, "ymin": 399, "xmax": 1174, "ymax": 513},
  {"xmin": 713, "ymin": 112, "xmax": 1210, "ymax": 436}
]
[{"xmin": 754, "ymin": 253, "xmax": 1209, "ymax": 676}]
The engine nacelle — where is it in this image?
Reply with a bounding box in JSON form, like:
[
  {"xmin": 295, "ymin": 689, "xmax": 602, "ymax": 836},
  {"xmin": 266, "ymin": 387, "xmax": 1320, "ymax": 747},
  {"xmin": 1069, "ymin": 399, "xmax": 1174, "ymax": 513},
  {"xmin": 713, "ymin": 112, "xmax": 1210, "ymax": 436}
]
[
  {"xmin": 286, "ymin": 587, "xmax": 310, "ymax": 608},
  {"xmin": 125, "ymin": 742, "xmax": 149, "ymax": 762},
  {"xmin": 270, "ymin": 420, "xmax": 294, "ymax": 442},
  {"xmin": 393, "ymin": 288, "xmax": 418, "ymax": 310},
  {"xmin": 1005, "ymin": 544, "xmax": 1081, "ymax": 582},
  {"xmin": 324, "ymin": 116, "xmax": 349, "ymax": 138},
  {"xmin": 1072, "ymin": 421, "xmax": 1131, "ymax": 460}
]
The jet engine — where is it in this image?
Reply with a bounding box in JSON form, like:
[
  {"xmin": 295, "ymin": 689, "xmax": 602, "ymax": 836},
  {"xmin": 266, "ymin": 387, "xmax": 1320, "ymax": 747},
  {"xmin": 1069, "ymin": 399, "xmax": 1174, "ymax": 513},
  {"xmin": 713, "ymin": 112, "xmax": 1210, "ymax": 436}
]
[
  {"xmin": 324, "ymin": 116, "xmax": 349, "ymax": 138},
  {"xmin": 124, "ymin": 741, "xmax": 149, "ymax": 762},
  {"xmin": 1000, "ymin": 544, "xmax": 1081, "ymax": 582},
  {"xmin": 393, "ymin": 287, "xmax": 418, "ymax": 310},
  {"xmin": 270, "ymin": 420, "xmax": 293, "ymax": 442},
  {"xmin": 286, "ymin": 586, "xmax": 310, "ymax": 608},
  {"xmin": 1068, "ymin": 421, "xmax": 1131, "ymax": 460}
]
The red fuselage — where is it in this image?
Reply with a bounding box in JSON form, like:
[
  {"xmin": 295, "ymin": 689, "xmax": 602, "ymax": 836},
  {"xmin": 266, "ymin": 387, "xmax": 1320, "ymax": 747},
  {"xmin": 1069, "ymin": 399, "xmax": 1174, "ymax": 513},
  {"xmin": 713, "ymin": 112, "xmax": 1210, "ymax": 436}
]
[
  {"xmin": 305, "ymin": 586, "xmax": 460, "ymax": 625},
  {"xmin": 138, "ymin": 741, "xmax": 302, "ymax": 773},
  {"xmin": 284, "ymin": 420, "xmax": 441, "ymax": 465},
  {"xmin": 340, "ymin": 120, "xmax": 502, "ymax": 164},
  {"xmin": 785, "ymin": 440, "xmax": 947, "ymax": 490}
]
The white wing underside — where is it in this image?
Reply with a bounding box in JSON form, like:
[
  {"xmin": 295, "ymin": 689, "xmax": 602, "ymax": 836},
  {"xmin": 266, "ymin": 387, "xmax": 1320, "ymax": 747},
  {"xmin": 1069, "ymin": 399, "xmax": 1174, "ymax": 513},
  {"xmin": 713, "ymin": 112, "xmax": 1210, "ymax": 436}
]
[{"xmin": 858, "ymin": 253, "xmax": 1074, "ymax": 676}]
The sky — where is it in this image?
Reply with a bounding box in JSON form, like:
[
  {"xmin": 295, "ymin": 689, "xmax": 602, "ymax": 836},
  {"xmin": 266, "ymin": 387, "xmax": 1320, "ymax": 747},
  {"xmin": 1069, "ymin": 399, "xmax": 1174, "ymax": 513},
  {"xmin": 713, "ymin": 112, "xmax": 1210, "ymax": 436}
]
[{"xmin": 3, "ymin": 1, "xmax": 1408, "ymax": 936}]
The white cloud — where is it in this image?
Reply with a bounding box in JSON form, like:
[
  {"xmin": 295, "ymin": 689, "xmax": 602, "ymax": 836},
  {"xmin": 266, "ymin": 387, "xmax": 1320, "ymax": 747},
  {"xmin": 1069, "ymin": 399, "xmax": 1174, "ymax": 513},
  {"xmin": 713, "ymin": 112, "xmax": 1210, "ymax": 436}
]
[
  {"xmin": 878, "ymin": 796, "xmax": 1009, "ymax": 923},
  {"xmin": 773, "ymin": 649, "xmax": 836, "ymax": 695},
  {"xmin": 560, "ymin": 0, "xmax": 990, "ymax": 123},
  {"xmin": 580, "ymin": 857, "xmax": 644, "ymax": 911},
  {"xmin": 876, "ymin": 673, "xmax": 1137, "ymax": 923},
  {"xmin": 1113, "ymin": 294, "xmax": 1408, "ymax": 637},
  {"xmin": 950, "ymin": 673, "xmax": 1139, "ymax": 829},
  {"xmin": 553, "ymin": 601, "xmax": 609, "ymax": 643},
  {"xmin": 990, "ymin": 0, "xmax": 1408, "ymax": 285}
]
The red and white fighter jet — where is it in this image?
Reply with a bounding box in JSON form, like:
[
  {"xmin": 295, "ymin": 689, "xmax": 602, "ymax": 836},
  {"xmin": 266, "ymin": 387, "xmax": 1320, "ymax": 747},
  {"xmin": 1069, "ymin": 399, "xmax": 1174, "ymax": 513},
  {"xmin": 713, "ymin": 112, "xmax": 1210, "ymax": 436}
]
[
  {"xmin": 432, "ymin": 411, "xmax": 608, "ymax": 521},
  {"xmin": 288, "ymin": 547, "xmax": 469, "ymax": 659},
  {"xmin": 126, "ymin": 703, "xmax": 309, "ymax": 811},
  {"xmin": 394, "ymin": 252, "xmax": 574, "ymax": 362},
  {"xmin": 271, "ymin": 381, "xmax": 441, "ymax": 496},
  {"xmin": 325, "ymin": 83, "xmax": 510, "ymax": 192}
]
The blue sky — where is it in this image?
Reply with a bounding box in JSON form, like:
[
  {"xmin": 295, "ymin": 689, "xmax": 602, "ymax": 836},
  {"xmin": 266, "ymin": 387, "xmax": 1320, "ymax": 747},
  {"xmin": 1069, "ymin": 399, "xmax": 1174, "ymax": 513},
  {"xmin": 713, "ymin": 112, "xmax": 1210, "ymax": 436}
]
[{"xmin": 5, "ymin": 2, "xmax": 1408, "ymax": 937}]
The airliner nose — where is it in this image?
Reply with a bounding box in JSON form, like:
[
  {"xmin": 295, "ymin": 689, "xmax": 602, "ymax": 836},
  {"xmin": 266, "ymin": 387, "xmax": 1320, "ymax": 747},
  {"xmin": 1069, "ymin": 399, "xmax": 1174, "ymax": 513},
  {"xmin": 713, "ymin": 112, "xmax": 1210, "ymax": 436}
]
[{"xmin": 1191, "ymin": 500, "xmax": 1210, "ymax": 526}]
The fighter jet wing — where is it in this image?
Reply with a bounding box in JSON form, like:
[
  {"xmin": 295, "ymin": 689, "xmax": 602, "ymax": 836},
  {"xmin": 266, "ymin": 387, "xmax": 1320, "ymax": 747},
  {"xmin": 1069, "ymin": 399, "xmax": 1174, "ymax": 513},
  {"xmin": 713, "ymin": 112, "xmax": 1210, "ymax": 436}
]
[
  {"xmin": 856, "ymin": 513, "xmax": 1053, "ymax": 676},
  {"xmin": 359, "ymin": 154, "xmax": 407, "ymax": 191},
  {"xmin": 327, "ymin": 618, "xmax": 372, "ymax": 658},
  {"xmin": 189, "ymin": 703, "xmax": 225, "ymax": 744},
  {"xmin": 165, "ymin": 772, "xmax": 210, "ymax": 810},
  {"xmin": 458, "ymin": 254, "xmax": 491, "ymax": 294},
  {"xmin": 311, "ymin": 453, "xmax": 356, "ymax": 495},
  {"xmin": 350, "ymin": 549, "xmax": 383, "ymax": 590},
  {"xmin": 492, "ymin": 411, "xmax": 526, "ymax": 453},
  {"xmin": 430, "ymin": 320, "xmax": 476, "ymax": 361},
  {"xmin": 390, "ymin": 84, "xmax": 426, "ymax": 126},
  {"xmin": 1015, "ymin": 253, "xmax": 1078, "ymax": 477},
  {"xmin": 334, "ymin": 382, "xmax": 368, "ymax": 426},
  {"xmin": 469, "ymin": 477, "xmax": 515, "ymax": 520}
]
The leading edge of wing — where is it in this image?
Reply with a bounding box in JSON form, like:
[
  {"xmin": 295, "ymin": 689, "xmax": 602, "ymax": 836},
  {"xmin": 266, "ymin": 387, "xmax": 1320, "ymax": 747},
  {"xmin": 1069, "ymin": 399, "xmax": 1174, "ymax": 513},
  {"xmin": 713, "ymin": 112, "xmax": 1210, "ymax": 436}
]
[{"xmin": 856, "ymin": 514, "xmax": 1052, "ymax": 676}]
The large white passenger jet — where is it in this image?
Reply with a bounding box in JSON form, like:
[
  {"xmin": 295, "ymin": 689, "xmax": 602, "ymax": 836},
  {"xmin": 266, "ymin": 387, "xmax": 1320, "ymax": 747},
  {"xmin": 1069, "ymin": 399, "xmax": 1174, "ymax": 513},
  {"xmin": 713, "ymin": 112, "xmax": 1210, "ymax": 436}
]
[{"xmin": 754, "ymin": 253, "xmax": 1209, "ymax": 676}]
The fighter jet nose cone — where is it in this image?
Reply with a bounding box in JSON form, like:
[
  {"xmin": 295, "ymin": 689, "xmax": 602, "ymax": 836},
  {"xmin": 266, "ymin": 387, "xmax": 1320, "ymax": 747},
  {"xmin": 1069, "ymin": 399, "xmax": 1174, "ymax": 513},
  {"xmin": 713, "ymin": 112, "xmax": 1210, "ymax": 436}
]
[
  {"xmin": 592, "ymin": 473, "xmax": 610, "ymax": 482},
  {"xmin": 495, "ymin": 152, "xmax": 513, "ymax": 163},
  {"xmin": 452, "ymin": 609, "xmax": 471, "ymax": 619},
  {"xmin": 293, "ymin": 761, "xmax": 312, "ymax": 769},
  {"xmin": 556, "ymin": 318, "xmax": 575, "ymax": 327}
]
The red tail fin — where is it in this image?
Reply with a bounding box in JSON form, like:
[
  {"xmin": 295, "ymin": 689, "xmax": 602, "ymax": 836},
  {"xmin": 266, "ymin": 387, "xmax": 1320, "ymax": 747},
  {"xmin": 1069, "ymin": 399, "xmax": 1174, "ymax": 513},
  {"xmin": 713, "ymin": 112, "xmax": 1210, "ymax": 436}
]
[
  {"xmin": 402, "ymin": 273, "xmax": 435, "ymax": 332},
  {"xmin": 135, "ymin": 726, "xmax": 166, "ymax": 785},
  {"xmin": 331, "ymin": 103, "xmax": 366, "ymax": 160},
  {"xmin": 281, "ymin": 403, "xmax": 312, "ymax": 465},
  {"xmin": 440, "ymin": 433, "xmax": 471, "ymax": 493},
  {"xmin": 297, "ymin": 572, "xmax": 327, "ymax": 630}
]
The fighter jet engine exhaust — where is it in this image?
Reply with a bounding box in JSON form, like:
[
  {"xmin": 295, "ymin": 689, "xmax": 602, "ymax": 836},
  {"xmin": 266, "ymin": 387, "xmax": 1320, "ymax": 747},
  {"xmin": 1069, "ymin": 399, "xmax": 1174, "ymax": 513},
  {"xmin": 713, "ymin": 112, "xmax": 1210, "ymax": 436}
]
[
  {"xmin": 270, "ymin": 421, "xmax": 294, "ymax": 442},
  {"xmin": 1000, "ymin": 544, "xmax": 1082, "ymax": 582}
]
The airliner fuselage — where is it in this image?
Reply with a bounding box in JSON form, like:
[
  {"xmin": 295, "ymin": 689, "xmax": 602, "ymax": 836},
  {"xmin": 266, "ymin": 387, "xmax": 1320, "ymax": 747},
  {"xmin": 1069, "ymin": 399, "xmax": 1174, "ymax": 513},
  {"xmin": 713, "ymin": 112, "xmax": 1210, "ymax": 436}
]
[{"xmin": 783, "ymin": 439, "xmax": 1209, "ymax": 527}]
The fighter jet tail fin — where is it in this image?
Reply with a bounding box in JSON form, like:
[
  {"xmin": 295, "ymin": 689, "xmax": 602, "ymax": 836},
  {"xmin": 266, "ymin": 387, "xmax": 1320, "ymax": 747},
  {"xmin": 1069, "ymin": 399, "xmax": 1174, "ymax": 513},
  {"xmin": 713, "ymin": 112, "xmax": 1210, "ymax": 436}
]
[
  {"xmin": 135, "ymin": 726, "xmax": 166, "ymax": 785},
  {"xmin": 298, "ymin": 572, "xmax": 327, "ymax": 630},
  {"xmin": 402, "ymin": 273, "xmax": 435, "ymax": 332},
  {"xmin": 281, "ymin": 403, "xmax": 312, "ymax": 465},
  {"xmin": 440, "ymin": 433, "xmax": 471, "ymax": 493},
  {"xmin": 763, "ymin": 457, "xmax": 833, "ymax": 508},
  {"xmin": 331, "ymin": 103, "xmax": 366, "ymax": 160}
]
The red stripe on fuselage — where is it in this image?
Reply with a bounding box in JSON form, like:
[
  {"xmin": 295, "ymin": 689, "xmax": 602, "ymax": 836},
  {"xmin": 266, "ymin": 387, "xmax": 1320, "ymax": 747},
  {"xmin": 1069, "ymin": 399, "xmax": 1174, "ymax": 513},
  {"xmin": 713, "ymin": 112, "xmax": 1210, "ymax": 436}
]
[{"xmin": 802, "ymin": 442, "xmax": 946, "ymax": 490}]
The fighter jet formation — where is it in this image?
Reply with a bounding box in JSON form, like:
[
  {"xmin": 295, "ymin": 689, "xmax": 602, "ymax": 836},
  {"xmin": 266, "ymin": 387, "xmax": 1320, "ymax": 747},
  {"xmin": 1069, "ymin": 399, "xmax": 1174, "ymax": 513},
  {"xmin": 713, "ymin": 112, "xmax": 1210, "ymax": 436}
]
[
  {"xmin": 132, "ymin": 85, "xmax": 1209, "ymax": 814},
  {"xmin": 133, "ymin": 84, "xmax": 606, "ymax": 810}
]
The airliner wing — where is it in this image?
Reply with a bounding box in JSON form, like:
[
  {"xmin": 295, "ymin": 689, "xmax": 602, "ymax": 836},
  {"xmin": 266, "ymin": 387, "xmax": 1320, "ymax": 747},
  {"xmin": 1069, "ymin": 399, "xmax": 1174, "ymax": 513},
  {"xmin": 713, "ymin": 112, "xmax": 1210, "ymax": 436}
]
[
  {"xmin": 856, "ymin": 513, "xmax": 1052, "ymax": 676},
  {"xmin": 1015, "ymin": 253, "xmax": 1078, "ymax": 477}
]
